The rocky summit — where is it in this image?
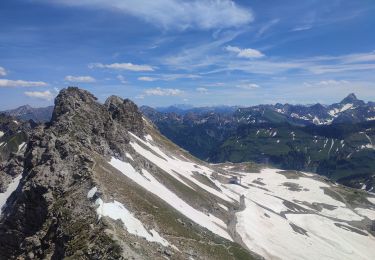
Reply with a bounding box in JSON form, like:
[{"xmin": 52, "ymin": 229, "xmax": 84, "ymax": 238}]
[{"xmin": 1, "ymin": 87, "xmax": 375, "ymax": 260}]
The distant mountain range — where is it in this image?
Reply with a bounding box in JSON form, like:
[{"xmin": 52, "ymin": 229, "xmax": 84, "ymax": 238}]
[
  {"xmin": 2, "ymin": 105, "xmax": 53, "ymax": 123},
  {"xmin": 152, "ymin": 93, "xmax": 375, "ymax": 126},
  {"xmin": 141, "ymin": 94, "xmax": 375, "ymax": 192},
  {"xmin": 3, "ymin": 94, "xmax": 375, "ymax": 191}
]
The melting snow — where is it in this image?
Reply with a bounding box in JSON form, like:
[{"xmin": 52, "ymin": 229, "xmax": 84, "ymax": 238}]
[
  {"xmin": 0, "ymin": 174, "xmax": 22, "ymax": 214},
  {"xmin": 367, "ymin": 197, "xmax": 375, "ymax": 205},
  {"xmin": 109, "ymin": 157, "xmax": 233, "ymax": 241},
  {"xmin": 355, "ymin": 208, "xmax": 375, "ymax": 220},
  {"xmin": 125, "ymin": 152, "xmax": 134, "ymax": 161},
  {"xmin": 95, "ymin": 198, "xmax": 170, "ymax": 246},
  {"xmin": 18, "ymin": 142, "xmax": 26, "ymax": 153},
  {"xmin": 144, "ymin": 134, "xmax": 153, "ymax": 142},
  {"xmin": 218, "ymin": 203, "xmax": 228, "ymax": 211},
  {"xmin": 220, "ymin": 168, "xmax": 374, "ymax": 260},
  {"xmin": 128, "ymin": 132, "xmax": 233, "ymax": 203},
  {"xmin": 329, "ymin": 104, "xmax": 354, "ymax": 117},
  {"xmin": 87, "ymin": 187, "xmax": 97, "ymax": 199}
]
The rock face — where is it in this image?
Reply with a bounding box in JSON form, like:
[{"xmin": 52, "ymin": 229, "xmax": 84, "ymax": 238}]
[{"xmin": 0, "ymin": 87, "xmax": 146, "ymax": 259}]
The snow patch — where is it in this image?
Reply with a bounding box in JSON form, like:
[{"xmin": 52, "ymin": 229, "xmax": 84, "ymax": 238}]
[
  {"xmin": 144, "ymin": 134, "xmax": 153, "ymax": 142},
  {"xmin": 218, "ymin": 203, "xmax": 228, "ymax": 211},
  {"xmin": 355, "ymin": 208, "xmax": 375, "ymax": 220},
  {"xmin": 125, "ymin": 152, "xmax": 134, "ymax": 161},
  {"xmin": 367, "ymin": 197, "xmax": 375, "ymax": 205},
  {"xmin": 18, "ymin": 142, "xmax": 26, "ymax": 153},
  {"xmin": 0, "ymin": 131, "xmax": 4, "ymax": 138},
  {"xmin": 0, "ymin": 174, "xmax": 22, "ymax": 214},
  {"xmin": 87, "ymin": 187, "xmax": 97, "ymax": 199},
  {"xmin": 96, "ymin": 198, "xmax": 170, "ymax": 246}
]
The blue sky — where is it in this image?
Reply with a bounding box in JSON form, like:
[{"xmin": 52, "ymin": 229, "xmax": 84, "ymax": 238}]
[{"xmin": 1, "ymin": 0, "xmax": 375, "ymax": 109}]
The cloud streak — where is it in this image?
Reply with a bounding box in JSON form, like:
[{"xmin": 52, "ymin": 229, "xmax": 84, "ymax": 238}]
[
  {"xmin": 89, "ymin": 62, "xmax": 154, "ymax": 71},
  {"xmin": 144, "ymin": 87, "xmax": 184, "ymax": 96},
  {"xmin": 0, "ymin": 66, "xmax": 6, "ymax": 76},
  {"xmin": 24, "ymin": 90, "xmax": 55, "ymax": 100},
  {"xmin": 226, "ymin": 45, "xmax": 265, "ymax": 58},
  {"xmin": 0, "ymin": 79, "xmax": 48, "ymax": 88},
  {"xmin": 49, "ymin": 0, "xmax": 253, "ymax": 30},
  {"xmin": 65, "ymin": 75, "xmax": 96, "ymax": 83}
]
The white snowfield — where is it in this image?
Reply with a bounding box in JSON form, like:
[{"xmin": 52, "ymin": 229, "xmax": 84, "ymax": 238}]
[
  {"xmin": 0, "ymin": 131, "xmax": 4, "ymax": 138},
  {"xmin": 103, "ymin": 132, "xmax": 375, "ymax": 259},
  {"xmin": 0, "ymin": 174, "xmax": 22, "ymax": 214},
  {"xmin": 221, "ymin": 168, "xmax": 375, "ymax": 260}
]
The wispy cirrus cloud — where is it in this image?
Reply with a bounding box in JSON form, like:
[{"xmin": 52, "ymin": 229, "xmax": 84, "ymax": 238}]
[
  {"xmin": 138, "ymin": 76, "xmax": 158, "ymax": 82},
  {"xmin": 89, "ymin": 62, "xmax": 154, "ymax": 72},
  {"xmin": 236, "ymin": 83, "xmax": 260, "ymax": 90},
  {"xmin": 225, "ymin": 45, "xmax": 265, "ymax": 58},
  {"xmin": 138, "ymin": 74, "xmax": 200, "ymax": 82},
  {"xmin": 24, "ymin": 90, "xmax": 55, "ymax": 100},
  {"xmin": 0, "ymin": 66, "xmax": 6, "ymax": 76},
  {"xmin": 144, "ymin": 87, "xmax": 184, "ymax": 96},
  {"xmin": 64, "ymin": 75, "xmax": 96, "ymax": 83},
  {"xmin": 48, "ymin": 0, "xmax": 253, "ymax": 30},
  {"xmin": 0, "ymin": 79, "xmax": 48, "ymax": 88},
  {"xmin": 256, "ymin": 19, "xmax": 280, "ymax": 38},
  {"xmin": 196, "ymin": 87, "xmax": 208, "ymax": 94}
]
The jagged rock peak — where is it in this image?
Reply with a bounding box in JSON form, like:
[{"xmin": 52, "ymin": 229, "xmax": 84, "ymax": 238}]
[
  {"xmin": 340, "ymin": 93, "xmax": 358, "ymax": 104},
  {"xmin": 105, "ymin": 95, "xmax": 145, "ymax": 137},
  {"xmin": 51, "ymin": 87, "xmax": 98, "ymax": 122},
  {"xmin": 50, "ymin": 87, "xmax": 144, "ymax": 138}
]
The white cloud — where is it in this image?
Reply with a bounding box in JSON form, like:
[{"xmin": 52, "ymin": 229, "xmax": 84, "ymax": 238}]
[
  {"xmin": 196, "ymin": 87, "xmax": 208, "ymax": 94},
  {"xmin": 144, "ymin": 87, "xmax": 184, "ymax": 96},
  {"xmin": 0, "ymin": 66, "xmax": 6, "ymax": 76},
  {"xmin": 50, "ymin": 0, "xmax": 253, "ymax": 30},
  {"xmin": 226, "ymin": 45, "xmax": 265, "ymax": 58},
  {"xmin": 24, "ymin": 90, "xmax": 55, "ymax": 101},
  {"xmin": 292, "ymin": 25, "xmax": 313, "ymax": 31},
  {"xmin": 138, "ymin": 76, "xmax": 158, "ymax": 82},
  {"xmin": 89, "ymin": 62, "xmax": 154, "ymax": 71},
  {"xmin": 64, "ymin": 75, "xmax": 96, "ymax": 83},
  {"xmin": 236, "ymin": 83, "xmax": 260, "ymax": 89},
  {"xmin": 318, "ymin": 80, "xmax": 349, "ymax": 85},
  {"xmin": 138, "ymin": 74, "xmax": 200, "ymax": 82},
  {"xmin": 117, "ymin": 75, "xmax": 127, "ymax": 84},
  {"xmin": 0, "ymin": 79, "xmax": 48, "ymax": 88},
  {"xmin": 163, "ymin": 74, "xmax": 201, "ymax": 81},
  {"xmin": 204, "ymin": 82, "xmax": 226, "ymax": 87}
]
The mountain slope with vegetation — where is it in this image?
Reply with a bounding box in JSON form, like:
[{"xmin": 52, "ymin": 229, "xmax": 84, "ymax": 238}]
[
  {"xmin": 1, "ymin": 88, "xmax": 375, "ymax": 259},
  {"xmin": 141, "ymin": 94, "xmax": 375, "ymax": 192}
]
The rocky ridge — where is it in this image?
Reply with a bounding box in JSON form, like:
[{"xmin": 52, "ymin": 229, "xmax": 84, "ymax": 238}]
[{"xmin": 0, "ymin": 87, "xmax": 254, "ymax": 259}]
